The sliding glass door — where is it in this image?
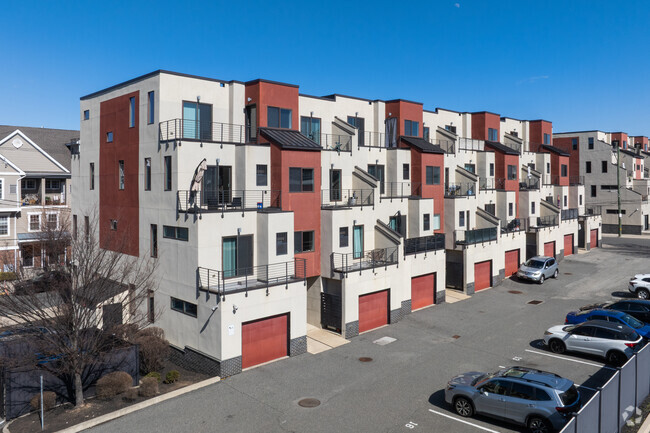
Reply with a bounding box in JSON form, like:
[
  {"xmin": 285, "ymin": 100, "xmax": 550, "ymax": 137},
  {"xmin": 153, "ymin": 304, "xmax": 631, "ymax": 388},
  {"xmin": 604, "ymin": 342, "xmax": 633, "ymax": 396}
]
[{"xmin": 353, "ymin": 225, "xmax": 363, "ymax": 259}]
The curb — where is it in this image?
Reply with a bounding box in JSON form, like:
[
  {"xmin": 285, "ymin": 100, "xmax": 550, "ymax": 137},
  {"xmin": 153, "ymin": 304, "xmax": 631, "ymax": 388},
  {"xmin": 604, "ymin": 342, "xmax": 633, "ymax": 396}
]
[{"xmin": 3, "ymin": 376, "xmax": 220, "ymax": 433}]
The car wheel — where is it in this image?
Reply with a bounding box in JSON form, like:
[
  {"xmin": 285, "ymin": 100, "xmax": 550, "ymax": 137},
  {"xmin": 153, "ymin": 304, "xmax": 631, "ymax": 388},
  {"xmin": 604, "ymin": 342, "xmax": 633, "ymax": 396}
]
[
  {"xmin": 549, "ymin": 339, "xmax": 566, "ymax": 354},
  {"xmin": 453, "ymin": 396, "xmax": 474, "ymax": 417},
  {"xmin": 637, "ymin": 288, "xmax": 650, "ymax": 300},
  {"xmin": 553, "ymin": 269, "xmax": 559, "ymax": 279},
  {"xmin": 607, "ymin": 350, "xmax": 626, "ymax": 366},
  {"xmin": 528, "ymin": 416, "xmax": 551, "ymax": 433},
  {"xmin": 539, "ymin": 275, "xmax": 545, "ymax": 284}
]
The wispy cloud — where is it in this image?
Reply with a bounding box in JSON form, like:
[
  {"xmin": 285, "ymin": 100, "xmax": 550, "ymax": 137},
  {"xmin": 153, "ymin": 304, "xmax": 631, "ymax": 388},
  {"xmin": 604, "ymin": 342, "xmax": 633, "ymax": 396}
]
[
  {"xmin": 454, "ymin": 2, "xmax": 460, "ymax": 7},
  {"xmin": 517, "ymin": 75, "xmax": 549, "ymax": 85}
]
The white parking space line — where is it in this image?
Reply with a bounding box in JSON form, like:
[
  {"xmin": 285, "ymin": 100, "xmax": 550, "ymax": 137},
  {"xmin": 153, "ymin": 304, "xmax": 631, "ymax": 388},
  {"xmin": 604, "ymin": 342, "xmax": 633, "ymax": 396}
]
[
  {"xmin": 524, "ymin": 349, "xmax": 607, "ymax": 368},
  {"xmin": 428, "ymin": 409, "xmax": 502, "ymax": 433}
]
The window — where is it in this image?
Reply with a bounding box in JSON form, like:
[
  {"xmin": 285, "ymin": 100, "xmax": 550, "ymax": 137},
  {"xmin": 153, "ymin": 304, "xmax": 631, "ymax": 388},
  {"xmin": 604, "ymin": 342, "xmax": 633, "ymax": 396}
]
[
  {"xmin": 129, "ymin": 96, "xmax": 135, "ymax": 128},
  {"xmin": 509, "ymin": 203, "xmax": 513, "ymax": 217},
  {"xmin": 544, "ymin": 133, "xmax": 551, "ymax": 145},
  {"xmin": 588, "ymin": 137, "xmax": 594, "ymax": 149},
  {"xmin": 601, "ymin": 185, "xmax": 617, "ymax": 190},
  {"xmin": 170, "ymin": 297, "xmax": 197, "ymax": 317},
  {"xmin": 426, "ymin": 166, "xmax": 440, "ymax": 185},
  {"xmin": 579, "ymin": 195, "xmax": 582, "ymax": 205},
  {"xmin": 110, "ymin": 219, "xmax": 118, "ymax": 231},
  {"xmin": 163, "ymin": 225, "xmax": 189, "ymax": 241},
  {"xmin": 404, "ymin": 120, "xmax": 419, "ymax": 137},
  {"xmin": 73, "ymin": 215, "xmax": 77, "ymax": 240},
  {"xmin": 339, "ymin": 227, "xmax": 348, "ymax": 247},
  {"xmin": 459, "ymin": 211, "xmax": 465, "ymax": 227},
  {"xmin": 528, "ymin": 162, "xmax": 536, "ymax": 170},
  {"xmin": 276, "ymin": 232, "xmax": 287, "ymax": 255},
  {"xmin": 83, "ymin": 109, "xmax": 89, "ymax": 120},
  {"xmin": 489, "ymin": 163, "xmax": 494, "ymax": 176},
  {"xmin": 423, "ymin": 126, "xmax": 430, "ymax": 141},
  {"xmin": 106, "ymin": 131, "xmax": 113, "ymax": 142},
  {"xmin": 586, "ymin": 161, "xmax": 591, "ymax": 173},
  {"xmin": 289, "ymin": 167, "xmax": 314, "ymax": 192},
  {"xmin": 0, "ymin": 216, "xmax": 8, "ymax": 236},
  {"xmin": 403, "ymin": 164, "xmax": 409, "ymax": 180},
  {"xmin": 90, "ymin": 163, "xmax": 95, "ymax": 190},
  {"xmin": 480, "ymin": 379, "xmax": 510, "ymax": 395},
  {"xmin": 84, "ymin": 216, "xmax": 90, "ymax": 240},
  {"xmin": 510, "ymin": 382, "xmax": 535, "ymax": 400},
  {"xmin": 347, "ymin": 116, "xmax": 365, "ymax": 145},
  {"xmin": 300, "ymin": 116, "xmax": 321, "ymax": 144},
  {"xmin": 118, "ymin": 160, "xmax": 125, "ymax": 190},
  {"xmin": 150, "ymin": 224, "xmax": 158, "ymax": 257},
  {"xmin": 507, "ymin": 165, "xmax": 517, "ymax": 180},
  {"xmin": 488, "ymin": 128, "xmax": 498, "ymax": 141},
  {"xmin": 294, "ymin": 231, "xmax": 314, "ymax": 253},
  {"xmin": 433, "ymin": 214, "xmax": 441, "ymax": 230},
  {"xmin": 29, "ymin": 214, "xmax": 40, "ymax": 231},
  {"xmin": 561, "ymin": 164, "xmax": 568, "ymax": 177},
  {"xmin": 546, "ymin": 162, "xmax": 550, "ymax": 174},
  {"xmin": 144, "ymin": 158, "xmax": 151, "ymax": 191},
  {"xmin": 183, "ymin": 101, "xmax": 212, "ymax": 140},
  {"xmin": 47, "ymin": 213, "xmax": 58, "ymax": 230},
  {"xmin": 591, "ymin": 185, "xmax": 597, "ymax": 197},
  {"xmin": 624, "ymin": 140, "xmax": 627, "ymax": 149},
  {"xmin": 445, "ymin": 124, "xmax": 457, "ymax": 134},
  {"xmin": 572, "ymin": 138, "xmax": 578, "ymax": 150},
  {"xmin": 423, "ymin": 214, "xmax": 430, "ymax": 231},
  {"xmin": 606, "ymin": 209, "xmax": 625, "ymax": 214},
  {"xmin": 148, "ymin": 293, "xmax": 155, "ymax": 323},
  {"xmin": 147, "ymin": 91, "xmax": 154, "ymax": 124},
  {"xmin": 256, "ymin": 165, "xmax": 267, "ymax": 186},
  {"xmin": 45, "ymin": 179, "xmax": 61, "ymax": 191},
  {"xmin": 464, "ymin": 163, "xmax": 476, "ymax": 174},
  {"xmin": 164, "ymin": 156, "xmax": 172, "ymax": 191},
  {"xmin": 267, "ymin": 106, "xmax": 292, "ymax": 129},
  {"xmin": 602, "ymin": 161, "xmax": 608, "ymax": 173},
  {"xmin": 531, "ymin": 202, "xmax": 535, "ymax": 214},
  {"xmin": 563, "ymin": 196, "xmax": 567, "ymax": 207}
]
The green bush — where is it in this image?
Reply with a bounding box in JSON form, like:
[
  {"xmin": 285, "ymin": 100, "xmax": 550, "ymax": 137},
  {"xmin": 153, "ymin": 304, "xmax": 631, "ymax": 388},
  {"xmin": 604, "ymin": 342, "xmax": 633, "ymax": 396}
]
[
  {"xmin": 138, "ymin": 377, "xmax": 159, "ymax": 397},
  {"xmin": 29, "ymin": 391, "xmax": 56, "ymax": 411},
  {"xmin": 164, "ymin": 370, "xmax": 180, "ymax": 384},
  {"xmin": 96, "ymin": 371, "xmax": 133, "ymax": 399},
  {"xmin": 144, "ymin": 371, "xmax": 162, "ymax": 382}
]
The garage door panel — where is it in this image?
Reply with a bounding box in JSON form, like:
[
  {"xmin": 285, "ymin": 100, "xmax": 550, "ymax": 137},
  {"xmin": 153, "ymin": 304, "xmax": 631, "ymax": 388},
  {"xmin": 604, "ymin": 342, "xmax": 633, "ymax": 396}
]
[
  {"xmin": 474, "ymin": 261, "xmax": 492, "ymax": 291},
  {"xmin": 412, "ymin": 273, "xmax": 435, "ymax": 310},
  {"xmin": 505, "ymin": 249, "xmax": 520, "ymax": 277},
  {"xmin": 544, "ymin": 241, "xmax": 555, "ymax": 258},
  {"xmin": 564, "ymin": 234, "xmax": 574, "ymax": 256},
  {"xmin": 590, "ymin": 229, "xmax": 598, "ymax": 248},
  {"xmin": 359, "ymin": 290, "xmax": 388, "ymax": 333},
  {"xmin": 242, "ymin": 314, "xmax": 288, "ymax": 369}
]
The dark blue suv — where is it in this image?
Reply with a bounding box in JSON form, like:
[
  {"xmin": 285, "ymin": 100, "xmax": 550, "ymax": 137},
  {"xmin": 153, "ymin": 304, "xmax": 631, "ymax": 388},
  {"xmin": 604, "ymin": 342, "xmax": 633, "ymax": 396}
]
[{"xmin": 565, "ymin": 309, "xmax": 650, "ymax": 338}]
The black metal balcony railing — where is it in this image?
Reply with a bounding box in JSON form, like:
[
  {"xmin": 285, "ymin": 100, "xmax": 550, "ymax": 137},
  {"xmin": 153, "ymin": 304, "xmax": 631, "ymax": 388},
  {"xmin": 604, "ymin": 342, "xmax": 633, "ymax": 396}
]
[
  {"xmin": 569, "ymin": 175, "xmax": 584, "ymax": 185},
  {"xmin": 404, "ymin": 234, "xmax": 445, "ymax": 256},
  {"xmin": 321, "ymin": 189, "xmax": 374, "ymax": 208},
  {"xmin": 445, "ymin": 183, "xmax": 476, "ymax": 197},
  {"xmin": 382, "ymin": 182, "xmax": 421, "ymax": 198},
  {"xmin": 159, "ymin": 119, "xmax": 246, "ymax": 144},
  {"xmin": 561, "ymin": 208, "xmax": 579, "ymax": 221},
  {"xmin": 332, "ymin": 246, "xmax": 398, "ymax": 274},
  {"xmin": 177, "ymin": 190, "xmax": 281, "ymax": 212},
  {"xmin": 362, "ymin": 131, "xmax": 386, "ymax": 148},
  {"xmin": 536, "ymin": 215, "xmax": 559, "ymax": 227},
  {"xmin": 480, "ymin": 178, "xmax": 496, "ymax": 190},
  {"xmin": 501, "ymin": 218, "xmax": 527, "ymax": 233},
  {"xmin": 427, "ymin": 139, "xmax": 455, "ymax": 154},
  {"xmin": 458, "ymin": 138, "xmax": 484, "ymax": 152},
  {"xmin": 197, "ymin": 258, "xmax": 306, "ymax": 297},
  {"xmin": 454, "ymin": 227, "xmax": 498, "ymax": 245},
  {"xmin": 519, "ymin": 177, "xmax": 540, "ymax": 190},
  {"xmin": 301, "ymin": 132, "xmax": 352, "ymax": 152},
  {"xmin": 584, "ymin": 205, "xmax": 602, "ymax": 216}
]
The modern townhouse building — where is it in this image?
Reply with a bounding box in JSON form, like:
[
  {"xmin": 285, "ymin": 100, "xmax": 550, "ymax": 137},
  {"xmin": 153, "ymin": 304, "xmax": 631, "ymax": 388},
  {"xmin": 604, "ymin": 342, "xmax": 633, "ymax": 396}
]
[
  {"xmin": 553, "ymin": 131, "xmax": 650, "ymax": 234},
  {"xmin": 74, "ymin": 70, "xmax": 600, "ymax": 377},
  {"xmin": 0, "ymin": 126, "xmax": 76, "ymax": 273}
]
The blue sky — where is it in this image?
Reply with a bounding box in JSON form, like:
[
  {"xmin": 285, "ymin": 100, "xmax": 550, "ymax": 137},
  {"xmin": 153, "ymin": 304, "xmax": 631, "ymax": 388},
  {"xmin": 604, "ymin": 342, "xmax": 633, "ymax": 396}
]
[{"xmin": 3, "ymin": 0, "xmax": 650, "ymax": 135}]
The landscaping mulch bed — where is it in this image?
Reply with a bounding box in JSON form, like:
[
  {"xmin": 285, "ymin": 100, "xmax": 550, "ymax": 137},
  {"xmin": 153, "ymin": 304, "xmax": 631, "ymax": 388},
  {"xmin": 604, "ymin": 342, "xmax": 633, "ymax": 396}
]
[
  {"xmin": 8, "ymin": 359, "xmax": 210, "ymax": 433},
  {"xmin": 622, "ymin": 393, "xmax": 650, "ymax": 433}
]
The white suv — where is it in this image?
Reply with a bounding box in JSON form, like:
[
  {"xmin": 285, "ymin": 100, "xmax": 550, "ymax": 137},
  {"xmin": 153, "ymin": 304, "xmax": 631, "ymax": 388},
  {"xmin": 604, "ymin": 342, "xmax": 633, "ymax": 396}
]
[{"xmin": 629, "ymin": 274, "xmax": 650, "ymax": 299}]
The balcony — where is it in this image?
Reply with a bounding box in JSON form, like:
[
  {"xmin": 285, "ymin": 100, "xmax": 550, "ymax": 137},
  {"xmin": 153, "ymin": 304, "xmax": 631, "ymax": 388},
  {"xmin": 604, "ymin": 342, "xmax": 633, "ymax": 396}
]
[
  {"xmin": 519, "ymin": 177, "xmax": 540, "ymax": 190},
  {"xmin": 403, "ymin": 234, "xmax": 445, "ymax": 256},
  {"xmin": 382, "ymin": 182, "xmax": 420, "ymax": 199},
  {"xmin": 536, "ymin": 215, "xmax": 559, "ymax": 227},
  {"xmin": 479, "ymin": 178, "xmax": 507, "ymax": 191},
  {"xmin": 561, "ymin": 208, "xmax": 579, "ymax": 221},
  {"xmin": 426, "ymin": 138, "xmax": 455, "ymax": 154},
  {"xmin": 445, "ymin": 183, "xmax": 476, "ymax": 197},
  {"xmin": 331, "ymin": 246, "xmax": 398, "ymax": 274},
  {"xmin": 457, "ymin": 138, "xmax": 484, "ymax": 152},
  {"xmin": 301, "ymin": 132, "xmax": 352, "ymax": 152},
  {"xmin": 159, "ymin": 119, "xmax": 246, "ymax": 144},
  {"xmin": 177, "ymin": 189, "xmax": 281, "ymax": 213},
  {"xmin": 197, "ymin": 258, "xmax": 306, "ymax": 297},
  {"xmin": 321, "ymin": 189, "xmax": 374, "ymax": 209},
  {"xmin": 501, "ymin": 218, "xmax": 528, "ymax": 233},
  {"xmin": 584, "ymin": 206, "xmax": 602, "ymax": 216},
  {"xmin": 569, "ymin": 175, "xmax": 584, "ymax": 186},
  {"xmin": 361, "ymin": 132, "xmax": 385, "ymax": 148},
  {"xmin": 454, "ymin": 227, "xmax": 497, "ymax": 245}
]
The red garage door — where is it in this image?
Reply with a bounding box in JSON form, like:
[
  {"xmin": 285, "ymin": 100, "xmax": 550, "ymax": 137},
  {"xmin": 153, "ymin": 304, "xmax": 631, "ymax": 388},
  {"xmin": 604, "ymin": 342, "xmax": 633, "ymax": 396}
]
[
  {"xmin": 242, "ymin": 314, "xmax": 288, "ymax": 369},
  {"xmin": 564, "ymin": 234, "xmax": 574, "ymax": 256},
  {"xmin": 474, "ymin": 261, "xmax": 492, "ymax": 292},
  {"xmin": 590, "ymin": 229, "xmax": 598, "ymax": 248},
  {"xmin": 544, "ymin": 241, "xmax": 555, "ymax": 258},
  {"xmin": 505, "ymin": 249, "xmax": 520, "ymax": 277},
  {"xmin": 359, "ymin": 290, "xmax": 389, "ymax": 333},
  {"xmin": 412, "ymin": 273, "xmax": 435, "ymax": 310}
]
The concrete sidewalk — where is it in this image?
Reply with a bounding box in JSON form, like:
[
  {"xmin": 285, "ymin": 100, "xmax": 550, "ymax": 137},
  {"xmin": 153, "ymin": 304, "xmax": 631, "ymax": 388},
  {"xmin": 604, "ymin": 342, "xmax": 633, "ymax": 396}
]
[{"xmin": 306, "ymin": 323, "xmax": 349, "ymax": 354}]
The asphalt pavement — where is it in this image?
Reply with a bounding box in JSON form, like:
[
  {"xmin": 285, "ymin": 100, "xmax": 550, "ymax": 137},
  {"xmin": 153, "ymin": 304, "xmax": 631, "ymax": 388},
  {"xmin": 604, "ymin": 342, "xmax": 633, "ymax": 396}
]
[{"xmin": 87, "ymin": 235, "xmax": 649, "ymax": 433}]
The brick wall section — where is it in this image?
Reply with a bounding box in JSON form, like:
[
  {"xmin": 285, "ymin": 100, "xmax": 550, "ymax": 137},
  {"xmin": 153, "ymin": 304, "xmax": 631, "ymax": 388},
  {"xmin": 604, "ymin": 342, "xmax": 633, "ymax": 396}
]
[
  {"xmin": 168, "ymin": 345, "xmax": 221, "ymax": 377},
  {"xmin": 390, "ymin": 308, "xmax": 402, "ymax": 324},
  {"xmin": 290, "ymin": 336, "xmax": 307, "ymax": 356},
  {"xmin": 345, "ymin": 321, "xmax": 359, "ymax": 339},
  {"xmin": 401, "ymin": 299, "xmax": 412, "ymax": 315},
  {"xmin": 436, "ymin": 288, "xmax": 446, "ymax": 304}
]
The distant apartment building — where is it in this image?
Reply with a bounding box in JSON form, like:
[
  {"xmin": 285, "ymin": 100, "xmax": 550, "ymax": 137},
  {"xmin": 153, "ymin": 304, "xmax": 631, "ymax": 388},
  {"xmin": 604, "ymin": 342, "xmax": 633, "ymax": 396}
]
[
  {"xmin": 74, "ymin": 71, "xmax": 601, "ymax": 377},
  {"xmin": 0, "ymin": 126, "xmax": 76, "ymax": 272}
]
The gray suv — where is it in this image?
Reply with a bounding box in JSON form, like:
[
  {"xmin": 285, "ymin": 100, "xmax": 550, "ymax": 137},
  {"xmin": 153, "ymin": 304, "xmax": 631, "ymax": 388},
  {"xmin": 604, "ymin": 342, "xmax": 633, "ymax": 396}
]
[
  {"xmin": 517, "ymin": 256, "xmax": 559, "ymax": 284},
  {"xmin": 445, "ymin": 366, "xmax": 580, "ymax": 432}
]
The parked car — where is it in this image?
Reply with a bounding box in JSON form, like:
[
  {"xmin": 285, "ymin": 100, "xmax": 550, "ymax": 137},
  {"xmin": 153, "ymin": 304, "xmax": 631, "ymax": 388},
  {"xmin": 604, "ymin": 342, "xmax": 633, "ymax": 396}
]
[
  {"xmin": 13, "ymin": 271, "xmax": 68, "ymax": 295},
  {"xmin": 445, "ymin": 366, "xmax": 580, "ymax": 432},
  {"xmin": 565, "ymin": 308, "xmax": 650, "ymax": 338},
  {"xmin": 544, "ymin": 320, "xmax": 643, "ymax": 365},
  {"xmin": 629, "ymin": 274, "xmax": 650, "ymax": 299},
  {"xmin": 580, "ymin": 299, "xmax": 650, "ymax": 324},
  {"xmin": 516, "ymin": 256, "xmax": 559, "ymax": 284}
]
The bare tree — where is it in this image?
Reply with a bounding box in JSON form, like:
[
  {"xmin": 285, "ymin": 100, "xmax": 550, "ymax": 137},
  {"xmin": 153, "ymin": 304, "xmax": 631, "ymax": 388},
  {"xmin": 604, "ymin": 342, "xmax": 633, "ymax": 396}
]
[{"xmin": 0, "ymin": 212, "xmax": 158, "ymax": 406}]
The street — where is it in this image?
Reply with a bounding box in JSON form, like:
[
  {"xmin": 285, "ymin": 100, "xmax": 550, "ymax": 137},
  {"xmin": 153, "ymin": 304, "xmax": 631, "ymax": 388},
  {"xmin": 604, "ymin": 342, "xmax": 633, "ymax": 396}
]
[{"xmin": 88, "ymin": 235, "xmax": 650, "ymax": 433}]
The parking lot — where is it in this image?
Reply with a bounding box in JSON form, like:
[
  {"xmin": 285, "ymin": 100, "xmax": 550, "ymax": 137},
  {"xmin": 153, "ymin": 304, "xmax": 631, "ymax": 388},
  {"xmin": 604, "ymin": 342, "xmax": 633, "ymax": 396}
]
[{"xmin": 89, "ymin": 235, "xmax": 650, "ymax": 433}]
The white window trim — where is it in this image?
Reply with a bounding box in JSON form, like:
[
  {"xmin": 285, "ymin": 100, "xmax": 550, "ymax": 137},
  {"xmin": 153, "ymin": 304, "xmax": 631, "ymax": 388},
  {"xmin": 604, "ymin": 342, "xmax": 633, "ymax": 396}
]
[
  {"xmin": 46, "ymin": 212, "xmax": 59, "ymax": 230},
  {"xmin": 27, "ymin": 213, "xmax": 41, "ymax": 232},
  {"xmin": 0, "ymin": 215, "xmax": 10, "ymax": 237}
]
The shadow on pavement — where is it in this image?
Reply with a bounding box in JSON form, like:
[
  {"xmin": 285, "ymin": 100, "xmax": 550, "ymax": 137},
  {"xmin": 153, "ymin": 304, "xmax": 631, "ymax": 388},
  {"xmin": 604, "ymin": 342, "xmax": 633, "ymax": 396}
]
[{"xmin": 611, "ymin": 291, "xmax": 634, "ymax": 299}]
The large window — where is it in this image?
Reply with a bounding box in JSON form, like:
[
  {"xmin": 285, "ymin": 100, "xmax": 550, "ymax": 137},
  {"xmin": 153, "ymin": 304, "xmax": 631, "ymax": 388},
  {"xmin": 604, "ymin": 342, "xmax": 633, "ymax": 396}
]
[
  {"xmin": 90, "ymin": 163, "xmax": 95, "ymax": 190},
  {"xmin": 561, "ymin": 164, "xmax": 568, "ymax": 177},
  {"xmin": 404, "ymin": 120, "xmax": 419, "ymax": 137},
  {"xmin": 488, "ymin": 128, "xmax": 498, "ymax": 141},
  {"xmin": 164, "ymin": 156, "xmax": 172, "ymax": 191},
  {"xmin": 163, "ymin": 225, "xmax": 188, "ymax": 241},
  {"xmin": 433, "ymin": 214, "xmax": 441, "ymax": 230},
  {"xmin": 423, "ymin": 214, "xmax": 430, "ymax": 231},
  {"xmin": 276, "ymin": 232, "xmax": 287, "ymax": 255},
  {"xmin": 507, "ymin": 165, "xmax": 517, "ymax": 180},
  {"xmin": 426, "ymin": 166, "xmax": 440, "ymax": 185},
  {"xmin": 256, "ymin": 165, "xmax": 267, "ymax": 186},
  {"xmin": 182, "ymin": 101, "xmax": 212, "ymax": 140},
  {"xmin": 144, "ymin": 158, "xmax": 151, "ymax": 190},
  {"xmin": 29, "ymin": 214, "xmax": 41, "ymax": 232},
  {"xmin": 289, "ymin": 167, "xmax": 314, "ymax": 192},
  {"xmin": 339, "ymin": 227, "xmax": 348, "ymax": 247},
  {"xmin": 300, "ymin": 116, "xmax": 321, "ymax": 144},
  {"xmin": 294, "ymin": 231, "xmax": 314, "ymax": 253},
  {"xmin": 347, "ymin": 116, "xmax": 365, "ymax": 145},
  {"xmin": 222, "ymin": 235, "xmax": 253, "ymax": 278},
  {"xmin": 268, "ymin": 106, "xmax": 292, "ymax": 129},
  {"xmin": 0, "ymin": 216, "xmax": 8, "ymax": 236},
  {"xmin": 118, "ymin": 160, "xmax": 125, "ymax": 190},
  {"xmin": 170, "ymin": 297, "xmax": 197, "ymax": 317},
  {"xmin": 129, "ymin": 96, "xmax": 135, "ymax": 128},
  {"xmin": 147, "ymin": 91, "xmax": 154, "ymax": 124}
]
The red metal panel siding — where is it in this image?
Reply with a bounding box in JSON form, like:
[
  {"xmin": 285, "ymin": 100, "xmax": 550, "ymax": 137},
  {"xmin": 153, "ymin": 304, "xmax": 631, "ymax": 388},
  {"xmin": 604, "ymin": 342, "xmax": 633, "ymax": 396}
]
[
  {"xmin": 564, "ymin": 234, "xmax": 574, "ymax": 256},
  {"xmin": 544, "ymin": 241, "xmax": 555, "ymax": 258},
  {"xmin": 474, "ymin": 260, "xmax": 492, "ymax": 291},
  {"xmin": 553, "ymin": 137, "xmax": 580, "ymax": 180},
  {"xmin": 590, "ymin": 229, "xmax": 598, "ymax": 248},
  {"xmin": 245, "ymin": 81, "xmax": 299, "ymax": 130},
  {"xmin": 359, "ymin": 290, "xmax": 389, "ymax": 333},
  {"xmin": 99, "ymin": 91, "xmax": 140, "ymax": 256},
  {"xmin": 411, "ymin": 273, "xmax": 435, "ymax": 310},
  {"xmin": 471, "ymin": 112, "xmax": 500, "ymax": 140},
  {"xmin": 505, "ymin": 249, "xmax": 520, "ymax": 277},
  {"xmin": 241, "ymin": 313, "xmax": 288, "ymax": 369},
  {"xmin": 418, "ymin": 151, "xmax": 445, "ymax": 234},
  {"xmin": 529, "ymin": 120, "xmax": 552, "ymax": 145},
  {"xmin": 385, "ymin": 100, "xmax": 423, "ymax": 138}
]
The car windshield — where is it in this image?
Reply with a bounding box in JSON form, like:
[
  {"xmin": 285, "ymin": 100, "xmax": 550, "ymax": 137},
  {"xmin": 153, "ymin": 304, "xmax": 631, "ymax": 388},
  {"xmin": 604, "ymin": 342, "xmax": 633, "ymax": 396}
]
[
  {"xmin": 560, "ymin": 385, "xmax": 579, "ymax": 405},
  {"xmin": 621, "ymin": 314, "xmax": 644, "ymax": 329},
  {"xmin": 563, "ymin": 325, "xmax": 576, "ymax": 332},
  {"xmin": 524, "ymin": 260, "xmax": 545, "ymax": 269},
  {"xmin": 471, "ymin": 372, "xmax": 496, "ymax": 386}
]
